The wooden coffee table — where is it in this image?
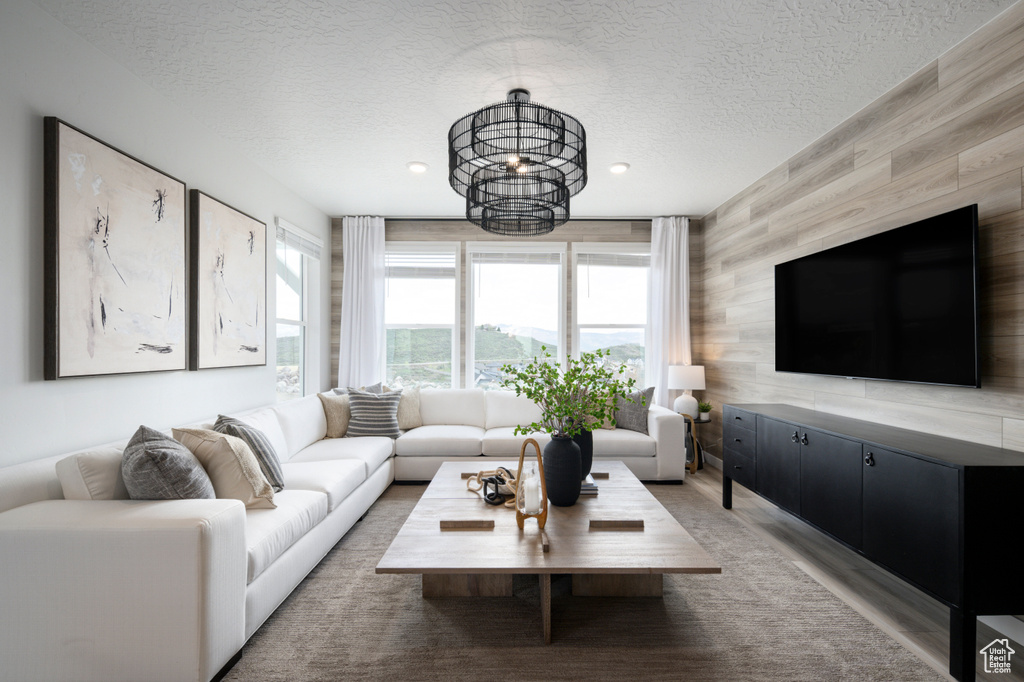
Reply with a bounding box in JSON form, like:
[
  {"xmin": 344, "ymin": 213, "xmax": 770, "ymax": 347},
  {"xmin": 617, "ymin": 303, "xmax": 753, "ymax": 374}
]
[{"xmin": 376, "ymin": 460, "xmax": 721, "ymax": 642}]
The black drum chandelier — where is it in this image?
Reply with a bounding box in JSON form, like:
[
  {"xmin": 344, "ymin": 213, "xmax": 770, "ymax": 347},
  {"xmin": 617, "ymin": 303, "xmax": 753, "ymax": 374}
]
[{"xmin": 448, "ymin": 89, "xmax": 587, "ymax": 236}]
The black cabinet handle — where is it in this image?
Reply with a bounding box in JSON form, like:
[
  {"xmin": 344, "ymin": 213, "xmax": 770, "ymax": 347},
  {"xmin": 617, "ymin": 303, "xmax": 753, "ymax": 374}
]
[
  {"xmin": 864, "ymin": 452, "xmax": 875, "ymax": 467},
  {"xmin": 735, "ymin": 415, "xmax": 742, "ymax": 420},
  {"xmin": 791, "ymin": 431, "xmax": 799, "ymax": 442},
  {"xmin": 800, "ymin": 433, "xmax": 809, "ymax": 445},
  {"xmin": 733, "ymin": 465, "xmax": 742, "ymax": 470},
  {"xmin": 734, "ymin": 438, "xmax": 742, "ymax": 443}
]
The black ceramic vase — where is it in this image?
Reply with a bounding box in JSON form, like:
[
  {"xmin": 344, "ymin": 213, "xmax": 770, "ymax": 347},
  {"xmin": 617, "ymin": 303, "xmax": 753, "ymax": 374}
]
[
  {"xmin": 572, "ymin": 428, "xmax": 594, "ymax": 479},
  {"xmin": 543, "ymin": 435, "xmax": 582, "ymax": 506}
]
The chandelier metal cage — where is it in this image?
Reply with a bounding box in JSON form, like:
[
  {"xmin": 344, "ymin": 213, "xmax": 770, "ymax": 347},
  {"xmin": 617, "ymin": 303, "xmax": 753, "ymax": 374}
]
[{"xmin": 448, "ymin": 89, "xmax": 587, "ymax": 236}]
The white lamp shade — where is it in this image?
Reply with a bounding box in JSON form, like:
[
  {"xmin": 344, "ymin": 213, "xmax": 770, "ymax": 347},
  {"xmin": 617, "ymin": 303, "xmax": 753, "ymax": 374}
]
[{"xmin": 668, "ymin": 365, "xmax": 705, "ymax": 390}]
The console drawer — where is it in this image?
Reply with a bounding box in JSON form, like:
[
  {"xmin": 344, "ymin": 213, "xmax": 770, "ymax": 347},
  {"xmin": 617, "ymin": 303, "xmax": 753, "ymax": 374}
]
[
  {"xmin": 723, "ymin": 449, "xmax": 755, "ymax": 490},
  {"xmin": 724, "ymin": 405, "xmax": 756, "ymax": 431},
  {"xmin": 723, "ymin": 424, "xmax": 756, "ymax": 460}
]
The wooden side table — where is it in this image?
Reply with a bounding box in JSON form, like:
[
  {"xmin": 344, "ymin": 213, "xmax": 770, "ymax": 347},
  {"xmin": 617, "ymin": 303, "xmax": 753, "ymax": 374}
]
[{"xmin": 681, "ymin": 414, "xmax": 711, "ymax": 475}]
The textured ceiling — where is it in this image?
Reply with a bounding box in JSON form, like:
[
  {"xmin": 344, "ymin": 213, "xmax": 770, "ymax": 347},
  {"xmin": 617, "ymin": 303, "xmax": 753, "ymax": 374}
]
[{"xmin": 33, "ymin": 0, "xmax": 1017, "ymax": 218}]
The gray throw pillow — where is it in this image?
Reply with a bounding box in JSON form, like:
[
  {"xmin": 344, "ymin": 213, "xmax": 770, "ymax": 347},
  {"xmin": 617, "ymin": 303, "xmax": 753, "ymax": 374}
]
[
  {"xmin": 214, "ymin": 415, "xmax": 285, "ymax": 492},
  {"xmin": 614, "ymin": 387, "xmax": 655, "ymax": 435},
  {"xmin": 121, "ymin": 425, "xmax": 215, "ymax": 500},
  {"xmin": 347, "ymin": 389, "xmax": 402, "ymax": 438},
  {"xmin": 334, "ymin": 382, "xmax": 383, "ymax": 396}
]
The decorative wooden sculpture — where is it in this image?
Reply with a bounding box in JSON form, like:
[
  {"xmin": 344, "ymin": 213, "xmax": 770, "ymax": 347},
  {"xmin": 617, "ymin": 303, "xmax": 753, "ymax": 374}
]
[{"xmin": 515, "ymin": 438, "xmax": 548, "ymax": 530}]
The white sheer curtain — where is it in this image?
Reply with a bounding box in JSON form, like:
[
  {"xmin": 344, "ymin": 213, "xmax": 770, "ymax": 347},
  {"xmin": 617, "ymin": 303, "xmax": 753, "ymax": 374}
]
[
  {"xmin": 649, "ymin": 216, "xmax": 692, "ymax": 408},
  {"xmin": 337, "ymin": 216, "xmax": 385, "ymax": 388}
]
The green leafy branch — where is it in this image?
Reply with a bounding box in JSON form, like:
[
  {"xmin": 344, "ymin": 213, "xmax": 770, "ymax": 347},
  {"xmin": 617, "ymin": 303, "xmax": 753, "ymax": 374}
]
[{"xmin": 500, "ymin": 347, "xmax": 641, "ymax": 438}]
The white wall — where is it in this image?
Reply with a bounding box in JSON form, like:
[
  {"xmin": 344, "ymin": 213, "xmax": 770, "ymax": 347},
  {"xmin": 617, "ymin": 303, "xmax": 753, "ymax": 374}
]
[{"xmin": 0, "ymin": 1, "xmax": 332, "ymax": 466}]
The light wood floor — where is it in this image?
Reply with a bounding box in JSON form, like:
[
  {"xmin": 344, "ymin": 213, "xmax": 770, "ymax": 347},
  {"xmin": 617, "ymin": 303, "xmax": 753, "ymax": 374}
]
[{"xmin": 684, "ymin": 464, "xmax": 1024, "ymax": 682}]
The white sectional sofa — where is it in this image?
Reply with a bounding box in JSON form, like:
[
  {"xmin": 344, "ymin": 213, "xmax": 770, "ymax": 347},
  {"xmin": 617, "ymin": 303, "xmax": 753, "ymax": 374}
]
[
  {"xmin": 393, "ymin": 388, "xmax": 687, "ymax": 482},
  {"xmin": 0, "ymin": 388, "xmax": 685, "ymax": 682}
]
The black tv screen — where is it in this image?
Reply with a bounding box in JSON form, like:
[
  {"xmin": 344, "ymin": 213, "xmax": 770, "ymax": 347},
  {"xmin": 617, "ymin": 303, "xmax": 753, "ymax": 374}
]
[{"xmin": 775, "ymin": 205, "xmax": 980, "ymax": 388}]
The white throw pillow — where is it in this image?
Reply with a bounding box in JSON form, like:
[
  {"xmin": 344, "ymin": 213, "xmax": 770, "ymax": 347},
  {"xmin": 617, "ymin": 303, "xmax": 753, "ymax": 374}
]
[
  {"xmin": 172, "ymin": 428, "xmax": 276, "ymax": 509},
  {"xmin": 55, "ymin": 446, "xmax": 129, "ymax": 500}
]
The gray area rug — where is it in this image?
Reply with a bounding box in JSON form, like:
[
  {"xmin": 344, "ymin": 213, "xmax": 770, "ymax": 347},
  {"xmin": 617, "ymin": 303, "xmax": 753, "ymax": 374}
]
[{"xmin": 224, "ymin": 480, "xmax": 943, "ymax": 681}]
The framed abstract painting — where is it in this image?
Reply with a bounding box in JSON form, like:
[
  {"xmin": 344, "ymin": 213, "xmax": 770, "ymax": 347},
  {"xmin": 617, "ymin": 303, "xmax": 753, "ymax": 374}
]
[
  {"xmin": 189, "ymin": 190, "xmax": 267, "ymax": 370},
  {"xmin": 44, "ymin": 117, "xmax": 187, "ymax": 379}
]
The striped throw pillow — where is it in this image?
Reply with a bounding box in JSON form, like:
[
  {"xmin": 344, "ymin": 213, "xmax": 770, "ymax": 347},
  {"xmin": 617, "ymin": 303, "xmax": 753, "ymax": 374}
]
[
  {"xmin": 347, "ymin": 389, "xmax": 402, "ymax": 438},
  {"xmin": 214, "ymin": 415, "xmax": 285, "ymax": 492}
]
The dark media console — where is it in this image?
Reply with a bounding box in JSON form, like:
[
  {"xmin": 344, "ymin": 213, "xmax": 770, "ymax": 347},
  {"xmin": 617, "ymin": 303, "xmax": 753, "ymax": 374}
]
[{"xmin": 722, "ymin": 403, "xmax": 1024, "ymax": 682}]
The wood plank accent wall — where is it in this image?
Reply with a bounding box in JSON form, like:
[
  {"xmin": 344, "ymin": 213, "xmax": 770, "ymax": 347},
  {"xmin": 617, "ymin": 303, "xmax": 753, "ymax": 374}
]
[
  {"xmin": 696, "ymin": 1, "xmax": 1024, "ymax": 461},
  {"xmin": 330, "ymin": 218, "xmax": 655, "ymax": 387}
]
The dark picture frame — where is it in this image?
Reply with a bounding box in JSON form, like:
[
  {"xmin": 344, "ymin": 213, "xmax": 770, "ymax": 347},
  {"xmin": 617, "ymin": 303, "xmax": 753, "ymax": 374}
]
[
  {"xmin": 44, "ymin": 117, "xmax": 188, "ymax": 379},
  {"xmin": 189, "ymin": 190, "xmax": 267, "ymax": 370}
]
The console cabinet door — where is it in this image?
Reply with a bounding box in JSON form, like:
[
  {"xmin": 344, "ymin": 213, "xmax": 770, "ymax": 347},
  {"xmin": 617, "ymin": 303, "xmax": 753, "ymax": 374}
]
[
  {"xmin": 756, "ymin": 416, "xmax": 801, "ymax": 514},
  {"xmin": 862, "ymin": 447, "xmax": 960, "ymax": 604},
  {"xmin": 799, "ymin": 428, "xmax": 863, "ymax": 548}
]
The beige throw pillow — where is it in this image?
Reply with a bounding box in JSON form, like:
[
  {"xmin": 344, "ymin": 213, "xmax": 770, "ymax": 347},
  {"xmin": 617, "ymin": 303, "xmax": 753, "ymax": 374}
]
[
  {"xmin": 384, "ymin": 386, "xmax": 423, "ymax": 430},
  {"xmin": 318, "ymin": 392, "xmax": 351, "ymax": 438},
  {"xmin": 172, "ymin": 428, "xmax": 276, "ymax": 509}
]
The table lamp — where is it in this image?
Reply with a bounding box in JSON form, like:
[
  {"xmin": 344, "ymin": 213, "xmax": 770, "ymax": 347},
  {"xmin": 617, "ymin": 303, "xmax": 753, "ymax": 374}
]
[{"xmin": 668, "ymin": 365, "xmax": 705, "ymax": 418}]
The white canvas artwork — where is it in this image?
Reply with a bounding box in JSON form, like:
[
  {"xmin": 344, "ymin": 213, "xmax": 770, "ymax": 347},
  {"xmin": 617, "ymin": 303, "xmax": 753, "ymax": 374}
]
[
  {"xmin": 191, "ymin": 191, "xmax": 266, "ymax": 369},
  {"xmin": 48, "ymin": 119, "xmax": 187, "ymax": 378}
]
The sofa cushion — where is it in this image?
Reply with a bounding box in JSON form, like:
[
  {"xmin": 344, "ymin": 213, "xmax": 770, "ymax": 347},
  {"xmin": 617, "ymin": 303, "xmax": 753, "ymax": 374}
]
[
  {"xmin": 396, "ymin": 425, "xmax": 485, "ymax": 457},
  {"xmin": 318, "ymin": 392, "xmax": 351, "ymax": 438},
  {"xmin": 484, "ymin": 391, "xmax": 542, "ymax": 430},
  {"xmin": 173, "ymin": 428, "xmax": 276, "ymax": 509},
  {"xmin": 280, "ymin": 460, "xmax": 366, "ymax": 512},
  {"xmin": 245, "ymin": 489, "xmax": 328, "ymax": 583},
  {"xmin": 272, "ymin": 395, "xmax": 328, "ymax": 457},
  {"xmin": 614, "ymin": 387, "xmax": 655, "ymax": 435},
  {"xmin": 288, "ymin": 437, "xmax": 394, "ymax": 478},
  {"xmin": 481, "ymin": 427, "xmax": 551, "ymax": 456},
  {"xmin": 592, "ymin": 428, "xmax": 657, "ymax": 457},
  {"xmin": 121, "ymin": 426, "xmax": 216, "ymax": 500},
  {"xmin": 214, "ymin": 416, "xmax": 285, "ymax": 492},
  {"xmin": 55, "ymin": 445, "xmax": 128, "ymax": 500},
  {"xmin": 419, "ymin": 388, "xmax": 486, "ymax": 428},
  {"xmin": 235, "ymin": 408, "xmax": 290, "ymax": 463}
]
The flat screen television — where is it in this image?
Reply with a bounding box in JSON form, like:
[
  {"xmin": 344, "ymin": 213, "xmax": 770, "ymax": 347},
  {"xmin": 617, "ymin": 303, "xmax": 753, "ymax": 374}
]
[{"xmin": 775, "ymin": 204, "xmax": 980, "ymax": 388}]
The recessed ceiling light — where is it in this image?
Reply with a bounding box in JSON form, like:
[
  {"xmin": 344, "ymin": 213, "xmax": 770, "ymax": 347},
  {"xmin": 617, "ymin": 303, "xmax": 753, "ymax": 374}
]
[
  {"xmin": 406, "ymin": 161, "xmax": 429, "ymax": 173},
  {"xmin": 610, "ymin": 162, "xmax": 630, "ymax": 174}
]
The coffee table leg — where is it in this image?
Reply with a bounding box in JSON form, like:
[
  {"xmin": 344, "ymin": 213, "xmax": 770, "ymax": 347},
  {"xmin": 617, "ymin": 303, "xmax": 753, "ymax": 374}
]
[{"xmin": 540, "ymin": 574, "xmax": 551, "ymax": 644}]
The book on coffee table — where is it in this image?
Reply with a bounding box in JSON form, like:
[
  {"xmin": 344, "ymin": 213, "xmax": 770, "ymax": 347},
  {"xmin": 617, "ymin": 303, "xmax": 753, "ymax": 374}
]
[{"xmin": 580, "ymin": 474, "xmax": 598, "ymax": 495}]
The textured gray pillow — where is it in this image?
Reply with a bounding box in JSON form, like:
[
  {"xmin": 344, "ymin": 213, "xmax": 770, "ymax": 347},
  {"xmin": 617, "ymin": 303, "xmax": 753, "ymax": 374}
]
[
  {"xmin": 347, "ymin": 389, "xmax": 402, "ymax": 438},
  {"xmin": 121, "ymin": 425, "xmax": 215, "ymax": 500},
  {"xmin": 614, "ymin": 387, "xmax": 655, "ymax": 435},
  {"xmin": 213, "ymin": 415, "xmax": 285, "ymax": 492},
  {"xmin": 333, "ymin": 382, "xmax": 383, "ymax": 396}
]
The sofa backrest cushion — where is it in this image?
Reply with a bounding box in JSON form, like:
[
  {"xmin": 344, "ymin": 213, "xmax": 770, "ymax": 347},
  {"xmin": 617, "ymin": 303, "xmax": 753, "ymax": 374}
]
[
  {"xmin": 272, "ymin": 395, "xmax": 328, "ymax": 458},
  {"xmin": 485, "ymin": 391, "xmax": 543, "ymax": 430},
  {"xmin": 419, "ymin": 389, "xmax": 486, "ymax": 427},
  {"xmin": 55, "ymin": 445, "xmax": 128, "ymax": 501},
  {"xmin": 235, "ymin": 407, "xmax": 290, "ymax": 462}
]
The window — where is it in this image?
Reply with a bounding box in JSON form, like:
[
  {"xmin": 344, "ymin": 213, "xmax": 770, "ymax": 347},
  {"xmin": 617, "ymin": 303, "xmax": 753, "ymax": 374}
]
[
  {"xmin": 572, "ymin": 243, "xmax": 650, "ymax": 384},
  {"xmin": 384, "ymin": 243, "xmax": 459, "ymax": 389},
  {"xmin": 467, "ymin": 243, "xmax": 566, "ymax": 389},
  {"xmin": 275, "ymin": 219, "xmax": 322, "ymax": 402}
]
